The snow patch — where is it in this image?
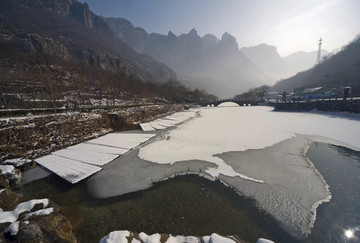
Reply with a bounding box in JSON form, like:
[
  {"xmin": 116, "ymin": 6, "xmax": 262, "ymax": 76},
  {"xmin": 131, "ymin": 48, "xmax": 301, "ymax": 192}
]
[
  {"xmin": 165, "ymin": 235, "xmax": 199, "ymax": 243},
  {"xmin": 256, "ymin": 238, "xmax": 275, "ymax": 243},
  {"xmin": 99, "ymin": 230, "xmax": 130, "ymax": 243},
  {"xmin": 4, "ymin": 158, "xmax": 32, "ymax": 167},
  {"xmin": 202, "ymin": 233, "xmax": 236, "ymax": 243},
  {"xmin": 4, "ymin": 221, "xmax": 19, "ymax": 236},
  {"xmin": 25, "ymin": 207, "xmax": 54, "ymax": 219},
  {"xmin": 0, "ymin": 199, "xmax": 49, "ymax": 223},
  {"xmin": 139, "ymin": 232, "xmax": 161, "ymax": 243},
  {"xmin": 0, "ymin": 165, "xmax": 16, "ymax": 175}
]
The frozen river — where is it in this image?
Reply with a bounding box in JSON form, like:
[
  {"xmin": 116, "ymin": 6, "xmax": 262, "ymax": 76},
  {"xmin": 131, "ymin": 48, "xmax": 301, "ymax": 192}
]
[
  {"xmin": 20, "ymin": 104, "xmax": 360, "ymax": 242},
  {"xmin": 86, "ymin": 104, "xmax": 360, "ymax": 240}
]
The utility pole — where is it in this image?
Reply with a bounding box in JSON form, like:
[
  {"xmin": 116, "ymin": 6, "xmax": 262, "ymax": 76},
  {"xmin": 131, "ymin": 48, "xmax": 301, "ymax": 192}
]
[{"xmin": 316, "ymin": 38, "xmax": 322, "ymax": 65}]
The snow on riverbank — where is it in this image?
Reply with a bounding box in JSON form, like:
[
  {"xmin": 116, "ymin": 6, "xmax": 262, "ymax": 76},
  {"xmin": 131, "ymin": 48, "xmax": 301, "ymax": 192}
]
[
  {"xmin": 99, "ymin": 230, "xmax": 274, "ymax": 243},
  {"xmin": 140, "ymin": 110, "xmax": 198, "ymax": 131},
  {"xmin": 0, "ymin": 199, "xmax": 49, "ymax": 224},
  {"xmin": 36, "ymin": 132, "xmax": 155, "ymax": 183}
]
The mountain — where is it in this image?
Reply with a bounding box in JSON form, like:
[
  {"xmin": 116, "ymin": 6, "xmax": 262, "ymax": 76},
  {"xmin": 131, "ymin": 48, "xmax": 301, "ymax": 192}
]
[
  {"xmin": 241, "ymin": 44, "xmax": 289, "ymax": 81},
  {"xmin": 0, "ymin": 0, "xmax": 176, "ymax": 83},
  {"xmin": 283, "ymin": 50, "xmax": 328, "ymax": 76},
  {"xmin": 241, "ymin": 44, "xmax": 330, "ymax": 83},
  {"xmin": 105, "ymin": 18, "xmax": 270, "ymax": 98},
  {"xmin": 271, "ymin": 35, "xmax": 360, "ymax": 92}
]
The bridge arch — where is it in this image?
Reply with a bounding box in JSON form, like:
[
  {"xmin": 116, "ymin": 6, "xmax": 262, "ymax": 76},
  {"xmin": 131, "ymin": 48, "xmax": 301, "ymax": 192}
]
[{"xmin": 200, "ymin": 98, "xmax": 258, "ymax": 107}]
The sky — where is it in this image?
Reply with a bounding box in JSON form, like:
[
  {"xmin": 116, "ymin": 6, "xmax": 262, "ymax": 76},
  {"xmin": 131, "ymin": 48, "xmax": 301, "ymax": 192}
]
[{"xmin": 79, "ymin": 0, "xmax": 360, "ymax": 56}]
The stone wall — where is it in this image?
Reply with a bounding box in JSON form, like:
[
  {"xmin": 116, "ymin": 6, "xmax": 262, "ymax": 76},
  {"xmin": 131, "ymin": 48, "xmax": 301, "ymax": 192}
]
[{"xmin": 274, "ymin": 100, "xmax": 360, "ymax": 113}]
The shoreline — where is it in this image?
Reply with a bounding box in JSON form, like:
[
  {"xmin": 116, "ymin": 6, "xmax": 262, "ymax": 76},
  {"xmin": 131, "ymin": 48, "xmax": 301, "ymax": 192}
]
[{"xmin": 0, "ymin": 103, "xmax": 184, "ymax": 161}]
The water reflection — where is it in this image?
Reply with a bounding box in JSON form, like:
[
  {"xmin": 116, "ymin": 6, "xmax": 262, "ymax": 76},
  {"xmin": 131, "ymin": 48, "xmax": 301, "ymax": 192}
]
[{"xmin": 15, "ymin": 174, "xmax": 295, "ymax": 243}]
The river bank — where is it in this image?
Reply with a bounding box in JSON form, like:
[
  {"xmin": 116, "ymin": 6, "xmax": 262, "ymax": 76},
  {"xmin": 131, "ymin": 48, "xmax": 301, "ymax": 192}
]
[
  {"xmin": 0, "ymin": 104, "xmax": 184, "ymax": 161},
  {"xmin": 0, "ymin": 103, "xmax": 184, "ymax": 242}
]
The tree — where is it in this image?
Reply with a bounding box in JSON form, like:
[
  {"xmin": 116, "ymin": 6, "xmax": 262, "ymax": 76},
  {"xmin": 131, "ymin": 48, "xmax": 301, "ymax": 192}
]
[{"xmin": 234, "ymin": 85, "xmax": 269, "ymax": 101}]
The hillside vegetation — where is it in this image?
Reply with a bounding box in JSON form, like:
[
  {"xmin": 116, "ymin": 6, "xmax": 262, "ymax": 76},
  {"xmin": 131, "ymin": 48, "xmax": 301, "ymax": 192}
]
[{"xmin": 271, "ymin": 35, "xmax": 360, "ymax": 92}]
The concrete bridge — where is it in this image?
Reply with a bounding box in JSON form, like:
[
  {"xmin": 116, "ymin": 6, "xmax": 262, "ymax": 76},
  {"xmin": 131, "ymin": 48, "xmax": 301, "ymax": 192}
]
[{"xmin": 199, "ymin": 98, "xmax": 259, "ymax": 107}]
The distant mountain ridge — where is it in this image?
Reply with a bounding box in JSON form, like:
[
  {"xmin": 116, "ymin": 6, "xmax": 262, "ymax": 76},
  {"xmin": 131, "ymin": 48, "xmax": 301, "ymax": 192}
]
[
  {"xmin": 283, "ymin": 50, "xmax": 328, "ymax": 76},
  {"xmin": 241, "ymin": 44, "xmax": 288, "ymax": 81},
  {"xmin": 241, "ymin": 44, "xmax": 329, "ymax": 82},
  {"xmin": 105, "ymin": 17, "xmax": 270, "ymax": 98},
  {"xmin": 271, "ymin": 35, "xmax": 360, "ymax": 92}
]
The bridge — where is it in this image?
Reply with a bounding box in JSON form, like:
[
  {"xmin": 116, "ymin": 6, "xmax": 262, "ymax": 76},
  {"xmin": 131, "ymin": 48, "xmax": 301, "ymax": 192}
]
[{"xmin": 199, "ymin": 98, "xmax": 259, "ymax": 107}]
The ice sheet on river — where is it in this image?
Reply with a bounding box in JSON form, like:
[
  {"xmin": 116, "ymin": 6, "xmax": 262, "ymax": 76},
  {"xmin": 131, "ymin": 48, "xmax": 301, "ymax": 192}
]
[
  {"xmin": 140, "ymin": 110, "xmax": 198, "ymax": 131},
  {"xmin": 36, "ymin": 132, "xmax": 155, "ymax": 183},
  {"xmin": 88, "ymin": 106, "xmax": 360, "ymax": 240}
]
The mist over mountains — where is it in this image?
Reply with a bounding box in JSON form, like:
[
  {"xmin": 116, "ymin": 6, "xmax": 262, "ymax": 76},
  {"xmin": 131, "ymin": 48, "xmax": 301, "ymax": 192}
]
[
  {"xmin": 272, "ymin": 35, "xmax": 360, "ymax": 93},
  {"xmin": 106, "ymin": 17, "xmax": 271, "ymax": 98},
  {"xmin": 106, "ymin": 17, "xmax": 329, "ymax": 98}
]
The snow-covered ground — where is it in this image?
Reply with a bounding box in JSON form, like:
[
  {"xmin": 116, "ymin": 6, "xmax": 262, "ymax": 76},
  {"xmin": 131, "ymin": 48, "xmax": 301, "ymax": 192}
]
[
  {"xmin": 140, "ymin": 110, "xmax": 198, "ymax": 131},
  {"xmin": 35, "ymin": 133, "xmax": 155, "ymax": 183},
  {"xmin": 87, "ymin": 104, "xmax": 360, "ymax": 240}
]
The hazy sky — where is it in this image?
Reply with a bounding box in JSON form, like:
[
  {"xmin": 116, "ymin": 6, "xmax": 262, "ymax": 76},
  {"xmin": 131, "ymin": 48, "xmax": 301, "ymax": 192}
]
[{"xmin": 80, "ymin": 0, "xmax": 360, "ymax": 56}]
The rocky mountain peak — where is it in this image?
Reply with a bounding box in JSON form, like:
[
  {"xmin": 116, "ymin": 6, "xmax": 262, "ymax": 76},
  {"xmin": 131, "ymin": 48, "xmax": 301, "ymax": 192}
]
[
  {"xmin": 219, "ymin": 32, "xmax": 239, "ymax": 51},
  {"xmin": 201, "ymin": 34, "xmax": 218, "ymax": 50},
  {"xmin": 188, "ymin": 28, "xmax": 198, "ymax": 37},
  {"xmin": 167, "ymin": 31, "xmax": 177, "ymax": 39}
]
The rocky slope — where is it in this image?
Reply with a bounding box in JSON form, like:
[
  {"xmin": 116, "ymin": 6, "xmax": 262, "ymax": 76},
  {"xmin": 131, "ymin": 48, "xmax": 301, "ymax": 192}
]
[{"xmin": 0, "ymin": 0, "xmax": 176, "ymax": 83}]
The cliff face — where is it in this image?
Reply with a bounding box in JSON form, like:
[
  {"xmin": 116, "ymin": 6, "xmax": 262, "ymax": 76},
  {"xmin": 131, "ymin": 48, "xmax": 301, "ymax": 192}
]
[
  {"xmin": 105, "ymin": 18, "xmax": 269, "ymax": 98},
  {"xmin": 241, "ymin": 44, "xmax": 289, "ymax": 80},
  {"xmin": 0, "ymin": 0, "xmax": 176, "ymax": 82}
]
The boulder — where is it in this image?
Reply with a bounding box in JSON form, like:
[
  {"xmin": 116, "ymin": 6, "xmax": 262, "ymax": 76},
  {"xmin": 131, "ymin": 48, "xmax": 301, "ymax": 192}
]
[
  {"xmin": 25, "ymin": 209, "xmax": 77, "ymax": 243},
  {"xmin": 0, "ymin": 189, "xmax": 20, "ymax": 211},
  {"xmin": 0, "ymin": 174, "xmax": 10, "ymax": 189},
  {"xmin": 16, "ymin": 221, "xmax": 44, "ymax": 243}
]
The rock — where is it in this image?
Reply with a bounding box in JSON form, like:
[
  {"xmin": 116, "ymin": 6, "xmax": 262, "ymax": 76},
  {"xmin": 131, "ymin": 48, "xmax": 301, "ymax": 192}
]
[
  {"xmin": 16, "ymin": 221, "xmax": 44, "ymax": 243},
  {"xmin": 8, "ymin": 168, "xmax": 22, "ymax": 186},
  {"xmin": 4, "ymin": 158, "xmax": 37, "ymax": 172},
  {"xmin": 0, "ymin": 189, "xmax": 20, "ymax": 211},
  {"xmin": 26, "ymin": 209, "xmax": 77, "ymax": 243},
  {"xmin": 0, "ymin": 174, "xmax": 10, "ymax": 189},
  {"xmin": 0, "ymin": 165, "xmax": 22, "ymax": 186},
  {"xmin": 2, "ymin": 199, "xmax": 77, "ymax": 243}
]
